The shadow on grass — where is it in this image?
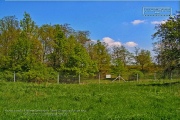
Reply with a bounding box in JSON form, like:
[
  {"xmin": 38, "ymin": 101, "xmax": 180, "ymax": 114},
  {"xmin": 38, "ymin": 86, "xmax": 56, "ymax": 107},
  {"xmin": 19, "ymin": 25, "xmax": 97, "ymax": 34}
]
[{"xmin": 137, "ymin": 81, "xmax": 180, "ymax": 87}]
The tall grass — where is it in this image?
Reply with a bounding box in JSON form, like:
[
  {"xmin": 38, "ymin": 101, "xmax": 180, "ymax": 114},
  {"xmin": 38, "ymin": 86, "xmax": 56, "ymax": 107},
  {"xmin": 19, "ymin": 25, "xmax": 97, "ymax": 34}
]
[{"xmin": 0, "ymin": 80, "xmax": 180, "ymax": 119}]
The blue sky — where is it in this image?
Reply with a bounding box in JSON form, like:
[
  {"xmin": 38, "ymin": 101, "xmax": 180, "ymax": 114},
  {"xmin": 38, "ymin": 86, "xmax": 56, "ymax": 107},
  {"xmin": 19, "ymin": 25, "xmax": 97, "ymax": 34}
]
[{"xmin": 0, "ymin": 1, "xmax": 179, "ymax": 53}]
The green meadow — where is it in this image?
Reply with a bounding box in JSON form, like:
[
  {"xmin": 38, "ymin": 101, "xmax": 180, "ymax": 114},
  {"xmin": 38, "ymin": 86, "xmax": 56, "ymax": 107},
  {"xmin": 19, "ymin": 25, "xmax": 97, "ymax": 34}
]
[{"xmin": 0, "ymin": 80, "xmax": 180, "ymax": 119}]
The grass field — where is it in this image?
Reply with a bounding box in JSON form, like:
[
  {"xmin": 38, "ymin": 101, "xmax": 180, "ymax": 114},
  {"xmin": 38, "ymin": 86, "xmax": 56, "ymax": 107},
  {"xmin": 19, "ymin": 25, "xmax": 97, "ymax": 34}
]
[{"xmin": 0, "ymin": 80, "xmax": 180, "ymax": 119}]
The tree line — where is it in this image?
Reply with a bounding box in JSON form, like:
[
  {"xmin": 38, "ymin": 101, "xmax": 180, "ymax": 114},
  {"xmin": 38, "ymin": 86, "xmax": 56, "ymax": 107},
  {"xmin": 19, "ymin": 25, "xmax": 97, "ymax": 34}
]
[{"xmin": 0, "ymin": 12, "xmax": 179, "ymax": 82}]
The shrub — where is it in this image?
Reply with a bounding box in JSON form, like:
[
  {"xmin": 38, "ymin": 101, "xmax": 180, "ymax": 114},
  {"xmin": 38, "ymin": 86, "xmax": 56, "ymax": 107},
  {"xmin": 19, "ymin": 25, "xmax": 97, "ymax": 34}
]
[
  {"xmin": 1, "ymin": 71, "xmax": 14, "ymax": 81},
  {"xmin": 128, "ymin": 70, "xmax": 144, "ymax": 81}
]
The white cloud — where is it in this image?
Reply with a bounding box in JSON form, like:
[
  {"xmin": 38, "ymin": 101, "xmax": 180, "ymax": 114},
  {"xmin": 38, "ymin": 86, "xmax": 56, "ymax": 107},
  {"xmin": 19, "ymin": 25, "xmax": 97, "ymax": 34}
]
[
  {"xmin": 102, "ymin": 37, "xmax": 138, "ymax": 48},
  {"xmin": 131, "ymin": 20, "xmax": 145, "ymax": 25},
  {"xmin": 102, "ymin": 37, "xmax": 121, "ymax": 47},
  {"xmin": 151, "ymin": 20, "xmax": 167, "ymax": 25},
  {"xmin": 90, "ymin": 40, "xmax": 97, "ymax": 43},
  {"xmin": 125, "ymin": 42, "xmax": 138, "ymax": 47}
]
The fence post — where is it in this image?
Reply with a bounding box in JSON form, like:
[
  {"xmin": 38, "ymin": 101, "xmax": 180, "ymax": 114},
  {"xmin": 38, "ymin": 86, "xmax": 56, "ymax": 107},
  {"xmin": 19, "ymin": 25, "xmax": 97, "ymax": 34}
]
[
  {"xmin": 14, "ymin": 71, "xmax": 16, "ymax": 82},
  {"xmin": 137, "ymin": 73, "xmax": 139, "ymax": 81},
  {"xmin": 57, "ymin": 73, "xmax": 59, "ymax": 84},
  {"xmin": 79, "ymin": 73, "xmax": 80, "ymax": 84},
  {"xmin": 119, "ymin": 74, "xmax": 120, "ymax": 82},
  {"xmin": 99, "ymin": 72, "xmax": 100, "ymax": 84}
]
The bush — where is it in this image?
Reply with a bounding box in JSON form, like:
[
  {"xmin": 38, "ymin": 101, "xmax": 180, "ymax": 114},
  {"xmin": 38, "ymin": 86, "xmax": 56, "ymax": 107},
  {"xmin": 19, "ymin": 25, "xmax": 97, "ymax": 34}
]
[
  {"xmin": 0, "ymin": 71, "xmax": 14, "ymax": 81},
  {"xmin": 128, "ymin": 70, "xmax": 144, "ymax": 81},
  {"xmin": 20, "ymin": 67, "xmax": 57, "ymax": 82},
  {"xmin": 0, "ymin": 65, "xmax": 58, "ymax": 83}
]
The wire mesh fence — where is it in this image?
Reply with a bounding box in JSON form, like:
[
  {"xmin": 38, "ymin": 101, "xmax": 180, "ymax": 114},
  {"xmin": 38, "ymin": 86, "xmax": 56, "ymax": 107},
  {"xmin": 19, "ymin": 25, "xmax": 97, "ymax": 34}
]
[{"xmin": 0, "ymin": 69, "xmax": 180, "ymax": 83}]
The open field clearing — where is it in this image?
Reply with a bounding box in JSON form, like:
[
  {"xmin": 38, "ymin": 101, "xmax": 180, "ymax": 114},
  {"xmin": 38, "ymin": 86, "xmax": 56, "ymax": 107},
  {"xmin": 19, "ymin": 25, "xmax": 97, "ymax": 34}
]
[{"xmin": 0, "ymin": 80, "xmax": 180, "ymax": 119}]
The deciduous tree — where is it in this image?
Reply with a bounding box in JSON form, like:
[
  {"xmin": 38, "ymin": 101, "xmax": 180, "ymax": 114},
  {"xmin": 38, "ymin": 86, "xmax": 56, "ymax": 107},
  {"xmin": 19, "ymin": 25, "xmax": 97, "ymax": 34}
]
[{"xmin": 152, "ymin": 12, "xmax": 180, "ymax": 78}]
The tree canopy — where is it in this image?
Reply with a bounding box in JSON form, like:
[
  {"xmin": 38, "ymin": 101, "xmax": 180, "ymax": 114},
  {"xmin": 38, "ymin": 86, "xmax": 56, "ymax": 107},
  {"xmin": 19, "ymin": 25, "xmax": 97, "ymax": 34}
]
[
  {"xmin": 0, "ymin": 12, "xmax": 179, "ymax": 82},
  {"xmin": 152, "ymin": 12, "xmax": 180, "ymax": 78}
]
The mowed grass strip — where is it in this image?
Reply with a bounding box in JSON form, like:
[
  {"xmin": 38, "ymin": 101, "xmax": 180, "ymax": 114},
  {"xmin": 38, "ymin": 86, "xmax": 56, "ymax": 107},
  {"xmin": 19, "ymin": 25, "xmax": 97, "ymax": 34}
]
[{"xmin": 0, "ymin": 80, "xmax": 180, "ymax": 119}]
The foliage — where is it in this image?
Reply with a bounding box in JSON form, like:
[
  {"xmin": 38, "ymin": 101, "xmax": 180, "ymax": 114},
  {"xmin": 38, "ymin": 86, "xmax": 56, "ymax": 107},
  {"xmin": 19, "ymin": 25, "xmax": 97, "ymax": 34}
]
[
  {"xmin": 134, "ymin": 48, "xmax": 152, "ymax": 73},
  {"xmin": 20, "ymin": 65, "xmax": 57, "ymax": 82},
  {"xmin": 0, "ymin": 12, "xmax": 98, "ymax": 82},
  {"xmin": 128, "ymin": 70, "xmax": 144, "ymax": 80},
  {"xmin": 0, "ymin": 70, "xmax": 13, "ymax": 81},
  {"xmin": 152, "ymin": 12, "xmax": 180, "ymax": 78},
  {"xmin": 92, "ymin": 40, "xmax": 111, "ymax": 78},
  {"xmin": 1, "ymin": 12, "xmax": 180, "ymax": 82},
  {"xmin": 111, "ymin": 45, "xmax": 133, "ymax": 76}
]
